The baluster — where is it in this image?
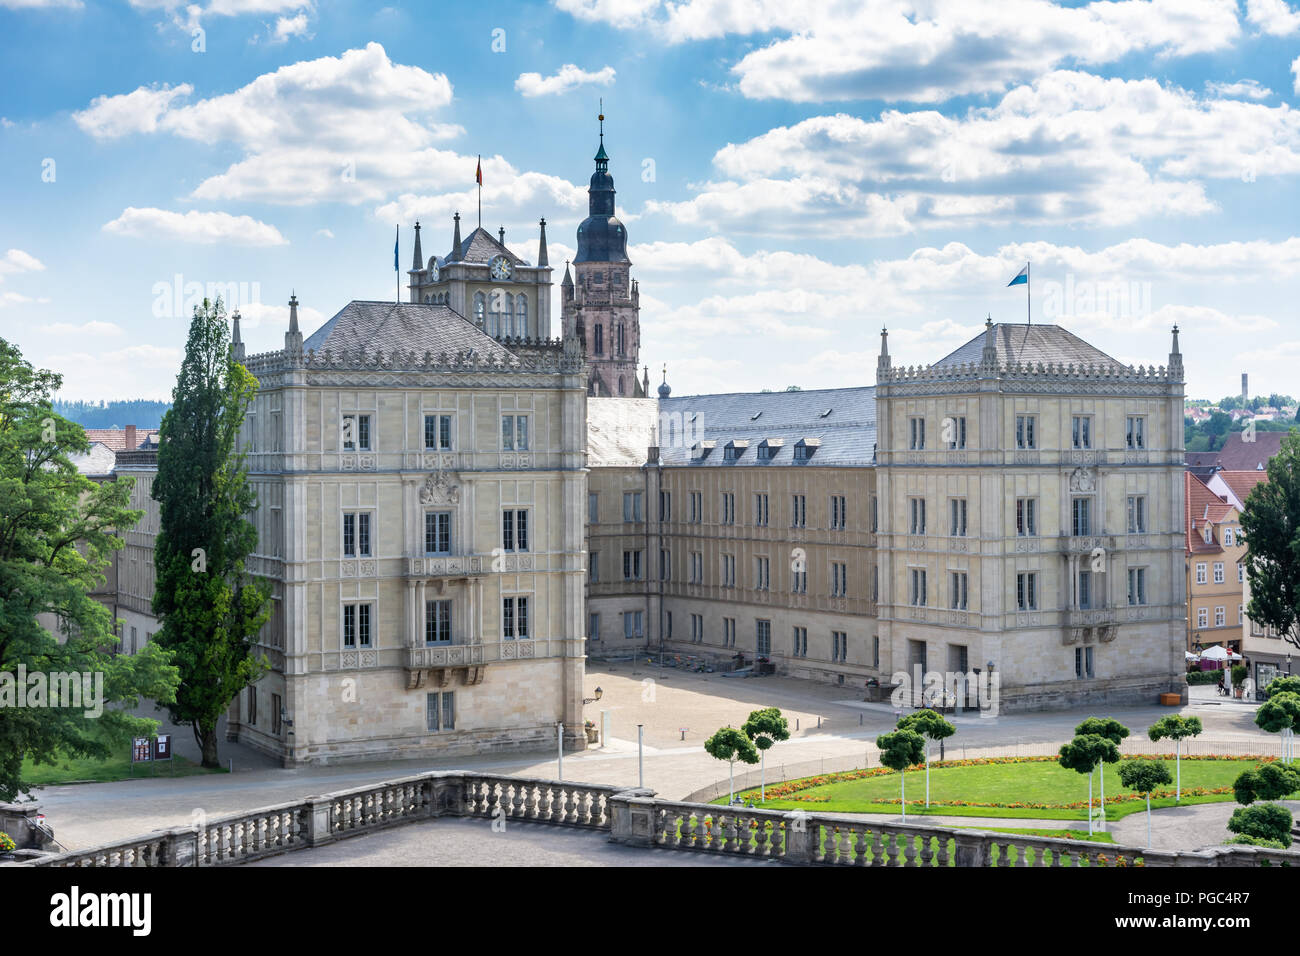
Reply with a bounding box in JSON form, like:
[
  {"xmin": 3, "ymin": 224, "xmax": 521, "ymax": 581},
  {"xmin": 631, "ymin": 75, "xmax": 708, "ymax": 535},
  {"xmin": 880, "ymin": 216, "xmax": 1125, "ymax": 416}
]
[
  {"xmin": 486, "ymin": 782, "xmax": 501, "ymax": 820},
  {"xmin": 903, "ymin": 833, "xmax": 919, "ymax": 867},
  {"xmin": 753, "ymin": 818, "xmax": 768, "ymax": 856},
  {"xmin": 919, "ymin": 834, "xmax": 935, "ymax": 866},
  {"xmin": 578, "ymin": 790, "xmax": 593, "ymax": 825},
  {"xmin": 868, "ymin": 828, "xmax": 886, "ymax": 866},
  {"xmin": 836, "ymin": 826, "xmax": 852, "ymax": 864},
  {"xmin": 683, "ymin": 812, "xmax": 698, "ymax": 848},
  {"xmin": 524, "ymin": 782, "xmax": 539, "ymax": 819},
  {"xmin": 1015, "ymin": 841, "xmax": 1031, "ymax": 866},
  {"xmin": 1036, "ymin": 843, "xmax": 1053, "ymax": 867},
  {"xmin": 511, "ymin": 782, "xmax": 526, "ymax": 818},
  {"xmin": 717, "ymin": 813, "xmax": 732, "ymax": 852},
  {"xmin": 936, "ymin": 835, "xmax": 951, "ymax": 868},
  {"xmin": 561, "ymin": 787, "xmax": 576, "ymax": 824},
  {"xmin": 538, "ymin": 784, "xmax": 554, "ymax": 821}
]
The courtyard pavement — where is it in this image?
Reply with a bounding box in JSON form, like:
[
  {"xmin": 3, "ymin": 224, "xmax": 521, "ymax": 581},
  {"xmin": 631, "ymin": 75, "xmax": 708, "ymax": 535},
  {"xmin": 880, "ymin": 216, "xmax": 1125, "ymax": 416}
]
[{"xmin": 28, "ymin": 663, "xmax": 1285, "ymax": 856}]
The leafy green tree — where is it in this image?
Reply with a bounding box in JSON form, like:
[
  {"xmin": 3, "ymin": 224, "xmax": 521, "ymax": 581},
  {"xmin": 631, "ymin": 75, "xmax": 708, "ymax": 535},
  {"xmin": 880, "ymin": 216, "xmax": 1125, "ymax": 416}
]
[
  {"xmin": 0, "ymin": 338, "xmax": 179, "ymax": 799},
  {"xmin": 1119, "ymin": 758, "xmax": 1173, "ymax": 848},
  {"xmin": 1075, "ymin": 717, "xmax": 1129, "ymax": 821},
  {"xmin": 741, "ymin": 707, "xmax": 789, "ymax": 802},
  {"xmin": 1227, "ymin": 803, "xmax": 1293, "ymax": 848},
  {"xmin": 876, "ymin": 728, "xmax": 926, "ymax": 822},
  {"xmin": 898, "ymin": 708, "xmax": 956, "ymax": 807},
  {"xmin": 1232, "ymin": 762, "xmax": 1300, "ymax": 805},
  {"xmin": 1148, "ymin": 714, "xmax": 1203, "ymax": 799},
  {"xmin": 1240, "ymin": 432, "xmax": 1300, "ymax": 655},
  {"xmin": 1059, "ymin": 734, "xmax": 1120, "ymax": 834},
  {"xmin": 152, "ymin": 299, "xmax": 272, "ymax": 768},
  {"xmin": 705, "ymin": 726, "xmax": 760, "ymax": 805},
  {"xmin": 1256, "ymin": 692, "xmax": 1300, "ymax": 766},
  {"xmin": 1266, "ymin": 675, "xmax": 1300, "ymax": 698}
]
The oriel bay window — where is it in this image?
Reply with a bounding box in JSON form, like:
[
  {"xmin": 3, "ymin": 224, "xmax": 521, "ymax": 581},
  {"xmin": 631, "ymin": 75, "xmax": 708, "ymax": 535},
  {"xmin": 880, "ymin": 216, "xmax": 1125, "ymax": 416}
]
[{"xmin": 425, "ymin": 599, "xmax": 452, "ymax": 644}]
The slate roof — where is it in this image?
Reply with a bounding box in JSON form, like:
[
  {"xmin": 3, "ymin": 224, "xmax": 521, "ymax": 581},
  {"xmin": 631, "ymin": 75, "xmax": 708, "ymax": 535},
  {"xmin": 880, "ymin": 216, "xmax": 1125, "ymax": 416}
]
[
  {"xmin": 446, "ymin": 226, "xmax": 526, "ymax": 266},
  {"xmin": 931, "ymin": 323, "xmax": 1125, "ymax": 370},
  {"xmin": 657, "ymin": 386, "xmax": 877, "ymax": 467},
  {"xmin": 1186, "ymin": 431, "xmax": 1287, "ymax": 477},
  {"xmin": 303, "ymin": 300, "xmax": 516, "ymax": 362},
  {"xmin": 587, "ymin": 398, "xmax": 659, "ymax": 467}
]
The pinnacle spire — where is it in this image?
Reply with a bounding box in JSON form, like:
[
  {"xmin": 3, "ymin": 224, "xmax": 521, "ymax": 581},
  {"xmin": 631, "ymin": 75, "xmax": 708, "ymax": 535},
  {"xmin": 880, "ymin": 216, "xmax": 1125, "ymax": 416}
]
[
  {"xmin": 411, "ymin": 220, "xmax": 423, "ymax": 271},
  {"xmin": 538, "ymin": 218, "xmax": 549, "ymax": 268},
  {"xmin": 451, "ymin": 212, "xmax": 462, "ymax": 261}
]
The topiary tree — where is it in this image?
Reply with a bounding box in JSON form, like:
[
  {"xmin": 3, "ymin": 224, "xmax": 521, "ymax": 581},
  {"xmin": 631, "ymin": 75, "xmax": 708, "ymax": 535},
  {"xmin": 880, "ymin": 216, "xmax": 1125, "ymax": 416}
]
[
  {"xmin": 1266, "ymin": 675, "xmax": 1300, "ymax": 698},
  {"xmin": 741, "ymin": 707, "xmax": 790, "ymax": 802},
  {"xmin": 898, "ymin": 708, "xmax": 956, "ymax": 808},
  {"xmin": 1059, "ymin": 734, "xmax": 1120, "ymax": 835},
  {"xmin": 1227, "ymin": 802, "xmax": 1293, "ymax": 848},
  {"xmin": 1119, "ymin": 758, "xmax": 1173, "ymax": 848},
  {"xmin": 876, "ymin": 729, "xmax": 926, "ymax": 823},
  {"xmin": 1075, "ymin": 717, "xmax": 1129, "ymax": 825},
  {"xmin": 1256, "ymin": 691, "xmax": 1300, "ymax": 764},
  {"xmin": 705, "ymin": 725, "xmax": 760, "ymax": 805},
  {"xmin": 1147, "ymin": 714, "xmax": 1203, "ymax": 800},
  {"xmin": 1232, "ymin": 762, "xmax": 1300, "ymax": 805}
]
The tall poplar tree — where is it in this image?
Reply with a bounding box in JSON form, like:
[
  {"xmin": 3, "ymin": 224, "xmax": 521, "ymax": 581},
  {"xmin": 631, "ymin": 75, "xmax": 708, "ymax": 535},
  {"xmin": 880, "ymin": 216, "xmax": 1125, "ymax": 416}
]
[
  {"xmin": 0, "ymin": 338, "xmax": 178, "ymax": 799},
  {"xmin": 152, "ymin": 298, "xmax": 271, "ymax": 768}
]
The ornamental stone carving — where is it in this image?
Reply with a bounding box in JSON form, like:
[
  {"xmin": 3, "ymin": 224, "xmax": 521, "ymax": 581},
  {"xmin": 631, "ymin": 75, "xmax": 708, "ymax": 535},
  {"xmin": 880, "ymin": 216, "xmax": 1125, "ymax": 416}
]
[
  {"xmin": 419, "ymin": 469, "xmax": 461, "ymax": 505},
  {"xmin": 1069, "ymin": 466, "xmax": 1096, "ymax": 492}
]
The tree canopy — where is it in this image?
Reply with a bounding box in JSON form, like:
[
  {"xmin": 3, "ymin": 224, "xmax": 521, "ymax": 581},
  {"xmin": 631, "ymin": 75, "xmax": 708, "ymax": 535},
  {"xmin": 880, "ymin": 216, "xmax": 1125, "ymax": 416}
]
[
  {"xmin": 1118, "ymin": 758, "xmax": 1172, "ymax": 796},
  {"xmin": 1075, "ymin": 717, "xmax": 1130, "ymax": 746},
  {"xmin": 1240, "ymin": 432, "xmax": 1300, "ymax": 650},
  {"xmin": 1059, "ymin": 734, "xmax": 1121, "ymax": 775},
  {"xmin": 741, "ymin": 707, "xmax": 790, "ymax": 751},
  {"xmin": 1148, "ymin": 714, "xmax": 1203, "ymax": 743},
  {"xmin": 876, "ymin": 729, "xmax": 926, "ymax": 772},
  {"xmin": 705, "ymin": 726, "xmax": 760, "ymax": 766},
  {"xmin": 898, "ymin": 708, "xmax": 956, "ymax": 743}
]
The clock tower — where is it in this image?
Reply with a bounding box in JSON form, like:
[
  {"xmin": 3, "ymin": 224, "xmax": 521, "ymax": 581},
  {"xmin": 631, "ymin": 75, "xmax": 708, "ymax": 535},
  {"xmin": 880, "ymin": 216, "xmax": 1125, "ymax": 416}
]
[{"xmin": 561, "ymin": 110, "xmax": 643, "ymax": 397}]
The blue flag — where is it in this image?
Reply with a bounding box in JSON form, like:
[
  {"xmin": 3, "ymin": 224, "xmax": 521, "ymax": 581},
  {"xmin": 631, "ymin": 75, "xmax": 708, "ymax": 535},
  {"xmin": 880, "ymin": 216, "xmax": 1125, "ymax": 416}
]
[
  {"xmin": 394, "ymin": 225, "xmax": 399, "ymax": 271},
  {"xmin": 1007, "ymin": 265, "xmax": 1028, "ymax": 286}
]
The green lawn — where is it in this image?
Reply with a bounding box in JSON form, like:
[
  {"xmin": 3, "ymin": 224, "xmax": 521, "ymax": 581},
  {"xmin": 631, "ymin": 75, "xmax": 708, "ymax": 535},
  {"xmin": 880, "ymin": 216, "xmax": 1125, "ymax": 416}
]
[
  {"xmin": 724, "ymin": 756, "xmax": 1260, "ymax": 821},
  {"xmin": 22, "ymin": 744, "xmax": 224, "ymax": 787},
  {"xmin": 959, "ymin": 826, "xmax": 1115, "ymax": 844}
]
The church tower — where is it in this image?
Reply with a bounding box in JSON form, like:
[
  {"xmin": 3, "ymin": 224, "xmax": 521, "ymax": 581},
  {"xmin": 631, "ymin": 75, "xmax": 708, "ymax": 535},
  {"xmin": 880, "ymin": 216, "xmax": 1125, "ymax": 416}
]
[{"xmin": 561, "ymin": 107, "xmax": 643, "ymax": 397}]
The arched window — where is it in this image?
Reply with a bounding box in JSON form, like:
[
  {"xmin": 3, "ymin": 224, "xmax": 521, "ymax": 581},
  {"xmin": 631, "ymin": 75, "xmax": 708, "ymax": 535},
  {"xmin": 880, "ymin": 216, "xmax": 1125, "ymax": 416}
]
[
  {"xmin": 516, "ymin": 294, "xmax": 529, "ymax": 339},
  {"xmin": 503, "ymin": 294, "xmax": 515, "ymax": 337},
  {"xmin": 473, "ymin": 292, "xmax": 486, "ymax": 328},
  {"xmin": 594, "ymin": 324, "xmax": 603, "ymax": 355},
  {"xmin": 617, "ymin": 323, "xmax": 625, "ymax": 356}
]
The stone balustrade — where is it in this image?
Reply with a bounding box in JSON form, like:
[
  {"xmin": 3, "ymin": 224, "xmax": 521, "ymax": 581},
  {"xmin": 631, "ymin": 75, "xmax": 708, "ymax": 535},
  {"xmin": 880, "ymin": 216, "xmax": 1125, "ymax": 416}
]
[{"xmin": 14, "ymin": 771, "xmax": 1300, "ymax": 867}]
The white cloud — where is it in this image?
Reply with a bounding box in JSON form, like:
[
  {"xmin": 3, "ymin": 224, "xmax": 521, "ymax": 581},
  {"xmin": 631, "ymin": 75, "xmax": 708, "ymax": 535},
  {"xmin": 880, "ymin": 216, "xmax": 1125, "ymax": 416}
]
[
  {"xmin": 1293, "ymin": 55, "xmax": 1300, "ymax": 94},
  {"xmin": 1205, "ymin": 79, "xmax": 1273, "ymax": 100},
  {"xmin": 645, "ymin": 71, "xmax": 1300, "ymax": 236},
  {"xmin": 102, "ymin": 207, "xmax": 289, "ymax": 245},
  {"xmin": 314, "ymin": 228, "xmax": 335, "ymax": 238},
  {"xmin": 557, "ymin": 0, "xmax": 1242, "ymax": 103},
  {"xmin": 515, "ymin": 64, "xmax": 616, "ymax": 98},
  {"xmin": 38, "ymin": 320, "xmax": 124, "ymax": 335},
  {"xmin": 73, "ymin": 84, "xmax": 193, "ymax": 138},
  {"xmin": 0, "ymin": 249, "xmax": 45, "ymax": 278},
  {"xmin": 235, "ymin": 299, "xmax": 323, "ymax": 330},
  {"xmin": 271, "ymin": 12, "xmax": 310, "ymax": 41},
  {"xmin": 1245, "ymin": 0, "xmax": 1300, "ymax": 35}
]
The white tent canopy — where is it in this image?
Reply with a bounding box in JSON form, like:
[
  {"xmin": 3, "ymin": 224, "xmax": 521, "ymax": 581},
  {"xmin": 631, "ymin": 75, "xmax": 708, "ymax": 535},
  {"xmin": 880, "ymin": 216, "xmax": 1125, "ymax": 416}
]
[{"xmin": 1199, "ymin": 645, "xmax": 1243, "ymax": 661}]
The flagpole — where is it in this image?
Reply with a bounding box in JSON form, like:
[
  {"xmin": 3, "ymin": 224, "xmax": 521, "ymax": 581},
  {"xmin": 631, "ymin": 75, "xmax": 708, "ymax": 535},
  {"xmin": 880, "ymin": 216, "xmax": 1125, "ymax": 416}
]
[
  {"xmin": 396, "ymin": 224, "xmax": 400, "ymax": 304},
  {"xmin": 1026, "ymin": 260, "xmax": 1031, "ymax": 325},
  {"xmin": 477, "ymin": 154, "xmax": 482, "ymax": 229}
]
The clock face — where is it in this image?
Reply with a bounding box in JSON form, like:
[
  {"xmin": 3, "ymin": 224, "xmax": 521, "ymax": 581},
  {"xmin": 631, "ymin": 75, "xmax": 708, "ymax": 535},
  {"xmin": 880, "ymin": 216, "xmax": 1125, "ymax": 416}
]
[
  {"xmin": 489, "ymin": 255, "xmax": 513, "ymax": 281},
  {"xmin": 428, "ymin": 259, "xmax": 440, "ymax": 282}
]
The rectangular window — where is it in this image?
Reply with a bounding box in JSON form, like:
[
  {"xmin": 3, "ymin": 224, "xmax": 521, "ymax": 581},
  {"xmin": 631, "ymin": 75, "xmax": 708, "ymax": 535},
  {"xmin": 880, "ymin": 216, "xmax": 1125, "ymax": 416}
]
[
  {"xmin": 949, "ymin": 571, "xmax": 968, "ymax": 610},
  {"xmin": 754, "ymin": 493, "xmax": 769, "ymax": 527},
  {"xmin": 1075, "ymin": 647, "xmax": 1095, "ymax": 680},
  {"xmin": 831, "ymin": 562, "xmax": 848, "ymax": 597},
  {"xmin": 1126, "ymin": 496, "xmax": 1147, "ymax": 534},
  {"xmin": 909, "ymin": 497, "xmax": 926, "ymax": 535},
  {"xmin": 909, "ymin": 568, "xmax": 927, "ymax": 607},
  {"xmin": 660, "ymin": 548, "xmax": 672, "ymax": 582},
  {"xmin": 623, "ymin": 611, "xmax": 644, "ymax": 640},
  {"xmin": 623, "ymin": 492, "xmax": 643, "ymax": 522},
  {"xmin": 588, "ymin": 552, "xmax": 599, "ymax": 584},
  {"xmin": 343, "ymin": 512, "xmax": 372, "ymax": 557},
  {"xmin": 792, "ymin": 568, "xmax": 807, "ymax": 594},
  {"xmin": 247, "ymin": 686, "xmax": 257, "ymax": 726},
  {"xmin": 1016, "ymin": 572, "xmax": 1038, "ymax": 611},
  {"xmin": 871, "ymin": 496, "xmax": 879, "ymax": 533},
  {"xmin": 830, "ymin": 495, "xmax": 847, "ymax": 530},
  {"xmin": 692, "ymin": 614, "xmax": 704, "ymax": 644},
  {"xmin": 1071, "ymin": 415, "xmax": 1092, "ymax": 450},
  {"xmin": 946, "ymin": 415, "xmax": 967, "ymax": 450},
  {"xmin": 872, "ymin": 565, "xmax": 879, "ymax": 603},
  {"xmin": 756, "ymin": 620, "xmax": 771, "ymax": 657},
  {"xmin": 425, "ymin": 512, "xmax": 451, "ymax": 555},
  {"xmin": 1071, "ymin": 497, "xmax": 1092, "ymax": 537},
  {"xmin": 503, "ymin": 596, "xmax": 530, "ymax": 639},
  {"xmin": 872, "ymin": 636, "xmax": 880, "ymax": 669},
  {"xmin": 1195, "ymin": 562, "xmax": 1207, "ymax": 585},
  {"xmin": 589, "ymin": 613, "xmax": 600, "ymax": 641},
  {"xmin": 426, "ymin": 692, "xmax": 455, "ymax": 732},
  {"xmin": 342, "ymin": 413, "xmax": 371, "ymax": 451},
  {"xmin": 502, "ymin": 510, "xmax": 529, "ymax": 551},
  {"xmin": 689, "ymin": 491, "xmax": 703, "ymax": 523},
  {"xmin": 1213, "ymin": 562, "xmax": 1225, "ymax": 584},
  {"xmin": 793, "ymin": 626, "xmax": 807, "ymax": 657},
  {"xmin": 426, "ymin": 599, "xmax": 452, "ymax": 644},
  {"xmin": 1224, "ymin": 528, "xmax": 1234, "ymax": 547},
  {"xmin": 659, "ymin": 490, "xmax": 672, "ymax": 522},
  {"xmin": 271, "ymin": 694, "xmax": 282, "ymax": 735},
  {"xmin": 754, "ymin": 556, "xmax": 770, "ymax": 591},
  {"xmin": 424, "ymin": 414, "xmax": 453, "ymax": 450},
  {"xmin": 1198, "ymin": 607, "xmax": 1209, "ymax": 628},
  {"xmin": 343, "ymin": 603, "xmax": 372, "ymax": 648},
  {"xmin": 832, "ymin": 630, "xmax": 848, "ymax": 663},
  {"xmin": 721, "ymin": 493, "xmax": 735, "ymax": 525},
  {"xmin": 1015, "ymin": 415, "xmax": 1037, "ymax": 450},
  {"xmin": 1127, "ymin": 568, "xmax": 1147, "ymax": 606},
  {"xmin": 690, "ymin": 551, "xmax": 703, "ymax": 584},
  {"xmin": 1016, "ymin": 497, "xmax": 1037, "ymax": 536},
  {"xmin": 791, "ymin": 494, "xmax": 806, "ymax": 528},
  {"xmin": 1215, "ymin": 606, "xmax": 1226, "ymax": 627},
  {"xmin": 588, "ymin": 492, "xmax": 599, "ymax": 524},
  {"xmin": 723, "ymin": 617, "xmax": 736, "ymax": 648},
  {"xmin": 1077, "ymin": 570, "xmax": 1093, "ymax": 610},
  {"xmin": 722, "ymin": 554, "xmax": 736, "ymax": 588},
  {"xmin": 501, "ymin": 414, "xmax": 529, "ymax": 451},
  {"xmin": 909, "ymin": 417, "xmax": 926, "ymax": 450},
  {"xmin": 1238, "ymin": 562, "xmax": 1245, "ymax": 583},
  {"xmin": 949, "ymin": 498, "xmax": 967, "ymax": 536},
  {"xmin": 1126, "ymin": 416, "xmax": 1146, "ymax": 450},
  {"xmin": 623, "ymin": 550, "xmax": 643, "ymax": 581}
]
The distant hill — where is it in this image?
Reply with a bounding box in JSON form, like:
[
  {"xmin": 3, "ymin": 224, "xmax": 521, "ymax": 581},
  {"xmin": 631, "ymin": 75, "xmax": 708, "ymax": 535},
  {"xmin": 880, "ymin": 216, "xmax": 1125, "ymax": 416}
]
[{"xmin": 53, "ymin": 400, "xmax": 171, "ymax": 429}]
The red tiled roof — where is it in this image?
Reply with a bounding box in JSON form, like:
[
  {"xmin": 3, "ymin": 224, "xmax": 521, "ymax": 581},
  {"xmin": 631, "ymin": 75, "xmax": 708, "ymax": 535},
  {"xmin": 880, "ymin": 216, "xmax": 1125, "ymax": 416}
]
[
  {"xmin": 82, "ymin": 428, "xmax": 160, "ymax": 451},
  {"xmin": 1186, "ymin": 472, "xmax": 1235, "ymax": 555},
  {"xmin": 1217, "ymin": 470, "xmax": 1268, "ymax": 504},
  {"xmin": 1185, "ymin": 431, "xmax": 1287, "ymax": 473}
]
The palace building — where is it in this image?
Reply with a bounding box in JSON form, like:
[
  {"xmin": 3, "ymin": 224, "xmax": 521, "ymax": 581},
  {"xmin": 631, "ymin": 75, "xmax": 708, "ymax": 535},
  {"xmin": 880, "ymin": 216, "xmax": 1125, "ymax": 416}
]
[{"xmin": 586, "ymin": 323, "xmax": 1189, "ymax": 712}]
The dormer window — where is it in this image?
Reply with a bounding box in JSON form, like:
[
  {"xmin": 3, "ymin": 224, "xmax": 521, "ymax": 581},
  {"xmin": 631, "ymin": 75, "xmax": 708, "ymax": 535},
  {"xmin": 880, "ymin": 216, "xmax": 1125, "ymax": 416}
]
[
  {"xmin": 794, "ymin": 438, "xmax": 820, "ymax": 461},
  {"xmin": 691, "ymin": 441, "xmax": 716, "ymax": 462},
  {"xmin": 1203, "ymin": 524, "xmax": 1212, "ymax": 544},
  {"xmin": 723, "ymin": 440, "xmax": 748, "ymax": 462},
  {"xmin": 757, "ymin": 438, "xmax": 783, "ymax": 461}
]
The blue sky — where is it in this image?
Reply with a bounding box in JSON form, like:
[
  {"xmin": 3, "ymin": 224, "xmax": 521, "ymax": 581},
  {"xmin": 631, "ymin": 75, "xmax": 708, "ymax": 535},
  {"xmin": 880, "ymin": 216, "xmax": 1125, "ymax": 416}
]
[{"xmin": 1, "ymin": 0, "xmax": 1299, "ymax": 402}]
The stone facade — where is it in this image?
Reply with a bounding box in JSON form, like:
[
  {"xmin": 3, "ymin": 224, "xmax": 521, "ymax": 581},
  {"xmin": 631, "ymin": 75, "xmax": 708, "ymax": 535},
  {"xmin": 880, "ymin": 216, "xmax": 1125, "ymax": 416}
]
[{"xmin": 587, "ymin": 322, "xmax": 1189, "ymax": 712}]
